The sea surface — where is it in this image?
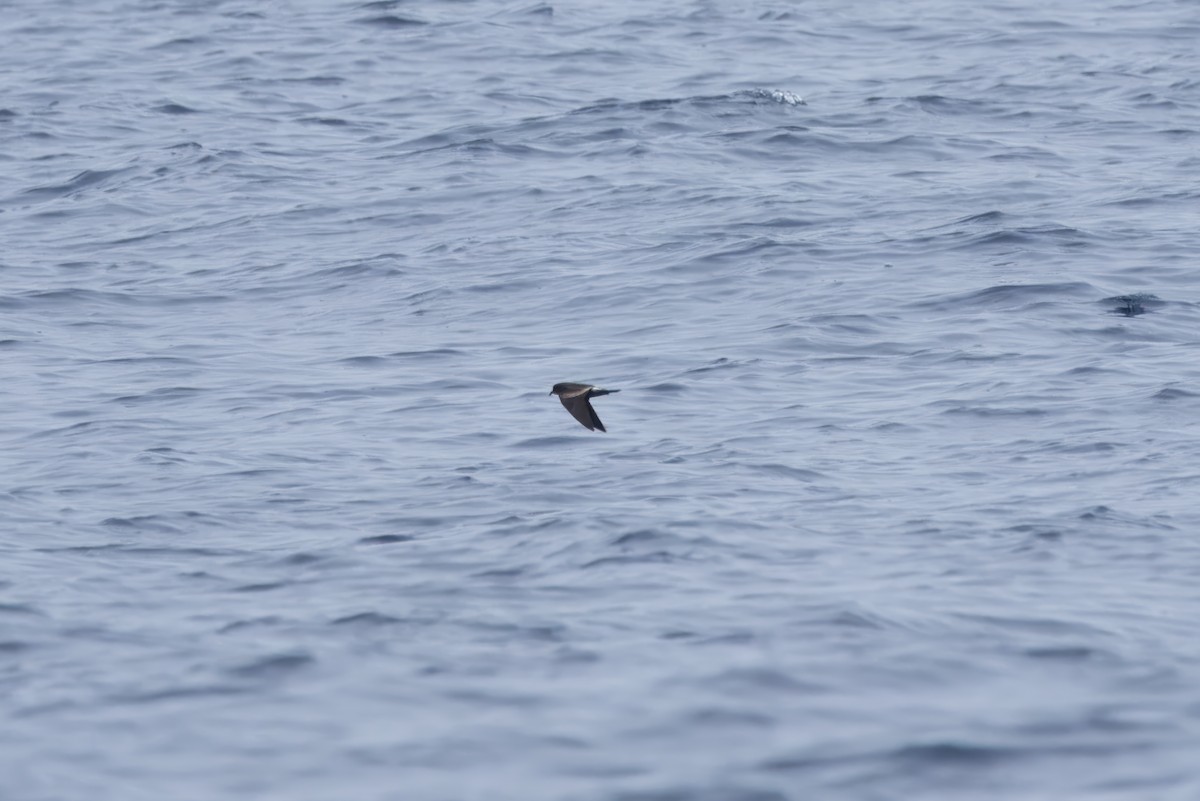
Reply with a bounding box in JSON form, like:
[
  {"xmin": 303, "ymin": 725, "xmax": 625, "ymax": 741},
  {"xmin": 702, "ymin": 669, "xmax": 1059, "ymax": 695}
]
[{"xmin": 3, "ymin": 1, "xmax": 1200, "ymax": 799}]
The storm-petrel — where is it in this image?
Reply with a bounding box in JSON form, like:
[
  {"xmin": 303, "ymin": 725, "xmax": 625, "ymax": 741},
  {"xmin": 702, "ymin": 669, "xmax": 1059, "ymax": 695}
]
[{"xmin": 549, "ymin": 383, "xmax": 620, "ymax": 432}]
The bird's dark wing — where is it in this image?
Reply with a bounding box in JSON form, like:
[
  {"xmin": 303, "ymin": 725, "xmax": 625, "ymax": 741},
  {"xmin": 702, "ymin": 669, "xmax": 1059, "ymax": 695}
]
[
  {"xmin": 587, "ymin": 400, "xmax": 606, "ymax": 433},
  {"xmin": 560, "ymin": 394, "xmax": 605, "ymax": 431}
]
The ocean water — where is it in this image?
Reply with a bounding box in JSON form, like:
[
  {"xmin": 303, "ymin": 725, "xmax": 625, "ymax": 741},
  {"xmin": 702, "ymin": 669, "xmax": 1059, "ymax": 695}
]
[{"xmin": 3, "ymin": 0, "xmax": 1200, "ymax": 799}]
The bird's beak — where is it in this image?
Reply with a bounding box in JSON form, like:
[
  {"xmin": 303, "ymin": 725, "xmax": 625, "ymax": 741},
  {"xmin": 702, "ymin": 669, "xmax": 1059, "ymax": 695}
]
[{"xmin": 548, "ymin": 390, "xmax": 554, "ymax": 395}]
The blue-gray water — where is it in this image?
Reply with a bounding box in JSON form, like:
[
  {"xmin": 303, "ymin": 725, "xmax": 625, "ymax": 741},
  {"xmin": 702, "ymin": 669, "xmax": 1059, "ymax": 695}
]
[{"xmin": 3, "ymin": 1, "xmax": 1200, "ymax": 799}]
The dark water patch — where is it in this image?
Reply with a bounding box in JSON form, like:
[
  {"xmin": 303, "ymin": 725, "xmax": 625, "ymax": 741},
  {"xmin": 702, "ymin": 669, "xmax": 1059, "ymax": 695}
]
[
  {"xmin": 33, "ymin": 543, "xmax": 228, "ymax": 556},
  {"xmin": 3, "ymin": 288, "xmax": 228, "ymax": 310},
  {"xmin": 870, "ymin": 421, "xmax": 919, "ymax": 432},
  {"xmin": 233, "ymin": 581, "xmax": 292, "ymax": 593},
  {"xmin": 912, "ymin": 282, "xmax": 1094, "ymax": 312},
  {"xmin": 217, "ymin": 468, "xmax": 285, "ymax": 480},
  {"xmin": 0, "ymin": 288, "xmax": 128, "ymax": 309},
  {"xmin": 1102, "ymin": 193, "xmax": 1170, "ymax": 208},
  {"xmin": 954, "ymin": 210, "xmax": 1008, "ymax": 225},
  {"xmin": 964, "ymin": 225, "xmax": 1090, "ymax": 249},
  {"xmin": 100, "ymin": 516, "xmax": 184, "ymax": 534},
  {"xmin": 111, "ymin": 386, "xmax": 206, "ymax": 404},
  {"xmin": 135, "ymin": 447, "xmax": 193, "ymax": 465},
  {"xmin": 258, "ymin": 385, "xmax": 371, "ymax": 402},
  {"xmin": 953, "ymin": 612, "xmax": 1111, "ymax": 638},
  {"xmin": 465, "ymin": 277, "xmax": 545, "ymax": 294},
  {"xmin": 441, "ymin": 687, "xmax": 545, "ymax": 709},
  {"xmin": 571, "ymin": 90, "xmax": 804, "ymax": 120},
  {"xmin": 126, "ymin": 545, "xmax": 238, "ymax": 558},
  {"xmin": 1154, "ymin": 386, "xmax": 1199, "ymax": 401},
  {"xmin": 331, "ymin": 612, "xmax": 404, "ymax": 626},
  {"xmin": 807, "ymin": 313, "xmax": 884, "ymax": 333},
  {"xmin": 580, "ymin": 551, "xmax": 680, "ymax": 569},
  {"xmin": 1101, "ymin": 293, "xmax": 1162, "ymax": 317},
  {"xmin": 672, "ymin": 237, "xmax": 796, "ymax": 269},
  {"xmin": 660, "ymin": 630, "xmax": 697, "ymax": 640},
  {"xmin": 281, "ymin": 75, "xmax": 346, "ymax": 86},
  {"xmin": 312, "ymin": 257, "xmax": 406, "ymax": 280},
  {"xmin": 908, "ymin": 211, "xmax": 1092, "ymax": 251},
  {"xmin": 502, "ymin": 3, "xmax": 553, "ymax": 18},
  {"xmin": 514, "ymin": 435, "xmax": 587, "ymax": 448},
  {"xmin": 937, "ymin": 404, "xmax": 1047, "ymax": 417},
  {"xmin": 982, "ymin": 145, "xmax": 1072, "ymax": 164},
  {"xmin": 152, "ymin": 102, "xmax": 198, "ymax": 115},
  {"xmin": 337, "ymin": 355, "xmax": 390, "ymax": 367},
  {"xmin": 32, "ymin": 541, "xmax": 124, "ymax": 553},
  {"xmin": 354, "ymin": 14, "xmax": 427, "ymax": 27},
  {"xmin": 1076, "ymin": 505, "xmax": 1176, "ymax": 531},
  {"xmin": 761, "ymin": 749, "xmax": 863, "ymax": 772},
  {"xmin": 611, "ymin": 529, "xmax": 670, "ymax": 546},
  {"xmin": 228, "ymin": 652, "xmax": 313, "ymax": 679},
  {"xmin": 1040, "ymin": 440, "xmax": 1121, "ymax": 454},
  {"xmin": 218, "ymin": 617, "xmax": 284, "ymax": 634},
  {"xmin": 684, "ymin": 357, "xmax": 755, "ymax": 374},
  {"xmin": 357, "ymin": 534, "xmax": 414, "ymax": 545},
  {"xmin": 149, "ymin": 36, "xmax": 210, "ymax": 49},
  {"xmin": 485, "ymin": 515, "xmax": 561, "ymax": 537},
  {"xmin": 279, "ymin": 552, "xmax": 325, "ymax": 566},
  {"xmin": 0, "ymin": 603, "xmax": 45, "ymax": 617},
  {"xmin": 19, "ymin": 167, "xmax": 131, "ymax": 201},
  {"xmin": 1057, "ymin": 324, "xmax": 1173, "ymax": 343},
  {"xmin": 1058, "ymin": 364, "xmax": 1122, "ymax": 377},
  {"xmin": 890, "ymin": 741, "xmax": 1015, "ymax": 766},
  {"xmin": 461, "ymin": 620, "xmax": 565, "ymax": 644},
  {"xmin": 611, "ymin": 788, "xmax": 787, "ymax": 801},
  {"xmin": 703, "ymin": 667, "xmax": 822, "ymax": 694},
  {"xmin": 1024, "ymin": 645, "xmax": 1103, "ymax": 661},
  {"xmin": 473, "ymin": 566, "xmax": 527, "ymax": 579},
  {"xmin": 392, "ymin": 130, "xmax": 467, "ymax": 153},
  {"xmin": 1006, "ymin": 524, "xmax": 1063, "ymax": 543},
  {"xmin": 112, "ymin": 685, "xmax": 249, "ymax": 704}
]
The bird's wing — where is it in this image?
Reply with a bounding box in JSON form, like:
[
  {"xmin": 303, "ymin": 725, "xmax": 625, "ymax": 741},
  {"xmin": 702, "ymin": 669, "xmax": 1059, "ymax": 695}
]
[
  {"xmin": 560, "ymin": 394, "xmax": 603, "ymax": 431},
  {"xmin": 559, "ymin": 385, "xmax": 593, "ymax": 399}
]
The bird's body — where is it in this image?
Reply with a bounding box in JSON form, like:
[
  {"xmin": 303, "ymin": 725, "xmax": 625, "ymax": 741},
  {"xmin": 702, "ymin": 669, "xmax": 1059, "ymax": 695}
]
[{"xmin": 549, "ymin": 382, "xmax": 620, "ymax": 432}]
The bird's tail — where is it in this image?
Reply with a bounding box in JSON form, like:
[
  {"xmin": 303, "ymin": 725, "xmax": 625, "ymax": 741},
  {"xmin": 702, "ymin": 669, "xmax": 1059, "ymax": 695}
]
[{"xmin": 591, "ymin": 388, "xmax": 619, "ymax": 397}]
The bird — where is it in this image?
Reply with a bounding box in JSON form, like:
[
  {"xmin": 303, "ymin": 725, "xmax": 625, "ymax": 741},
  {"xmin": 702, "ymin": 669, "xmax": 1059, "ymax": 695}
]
[{"xmin": 549, "ymin": 383, "xmax": 620, "ymax": 432}]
